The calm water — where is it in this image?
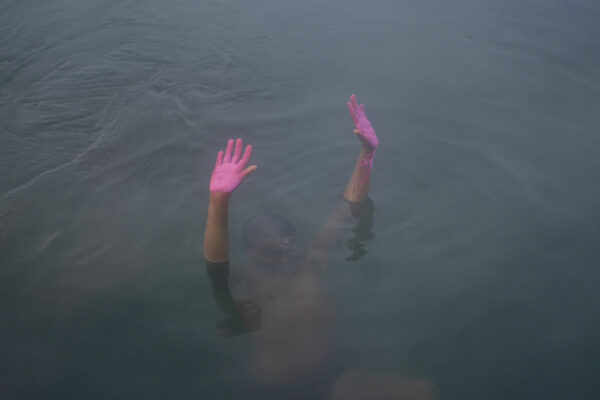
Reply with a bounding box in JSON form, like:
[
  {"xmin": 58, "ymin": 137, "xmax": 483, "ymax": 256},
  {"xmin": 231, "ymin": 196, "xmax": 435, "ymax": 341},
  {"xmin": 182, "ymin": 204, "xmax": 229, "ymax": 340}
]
[{"xmin": 2, "ymin": 0, "xmax": 600, "ymax": 399}]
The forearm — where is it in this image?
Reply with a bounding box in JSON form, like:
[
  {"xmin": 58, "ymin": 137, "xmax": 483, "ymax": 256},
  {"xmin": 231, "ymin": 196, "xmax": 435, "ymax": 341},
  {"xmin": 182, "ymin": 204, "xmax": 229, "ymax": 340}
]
[
  {"xmin": 343, "ymin": 146, "xmax": 375, "ymax": 202},
  {"xmin": 308, "ymin": 145, "xmax": 375, "ymax": 258},
  {"xmin": 204, "ymin": 192, "xmax": 231, "ymax": 263}
]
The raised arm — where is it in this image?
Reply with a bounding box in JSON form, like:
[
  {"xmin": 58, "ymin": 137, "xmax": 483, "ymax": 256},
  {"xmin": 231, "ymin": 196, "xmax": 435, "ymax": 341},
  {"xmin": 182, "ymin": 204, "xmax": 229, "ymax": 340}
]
[
  {"xmin": 204, "ymin": 138, "xmax": 256, "ymax": 262},
  {"xmin": 307, "ymin": 95, "xmax": 378, "ymax": 261},
  {"xmin": 204, "ymin": 138, "xmax": 260, "ymax": 337},
  {"xmin": 344, "ymin": 94, "xmax": 378, "ymax": 202}
]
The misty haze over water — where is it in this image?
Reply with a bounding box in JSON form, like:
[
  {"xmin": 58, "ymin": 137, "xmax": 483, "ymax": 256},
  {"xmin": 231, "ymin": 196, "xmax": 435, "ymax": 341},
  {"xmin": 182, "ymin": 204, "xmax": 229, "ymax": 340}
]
[{"xmin": 1, "ymin": 1, "xmax": 599, "ymax": 399}]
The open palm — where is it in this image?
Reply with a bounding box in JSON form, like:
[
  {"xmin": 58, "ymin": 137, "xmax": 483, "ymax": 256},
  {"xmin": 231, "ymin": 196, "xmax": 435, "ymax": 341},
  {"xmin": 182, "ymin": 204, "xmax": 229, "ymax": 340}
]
[
  {"xmin": 347, "ymin": 94, "xmax": 379, "ymax": 151},
  {"xmin": 210, "ymin": 138, "xmax": 256, "ymax": 194}
]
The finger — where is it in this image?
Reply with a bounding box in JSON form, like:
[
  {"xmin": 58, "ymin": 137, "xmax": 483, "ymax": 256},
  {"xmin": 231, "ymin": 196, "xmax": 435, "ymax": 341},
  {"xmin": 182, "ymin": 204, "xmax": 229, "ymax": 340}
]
[
  {"xmin": 238, "ymin": 144, "xmax": 253, "ymax": 167},
  {"xmin": 360, "ymin": 104, "xmax": 365, "ymax": 114},
  {"xmin": 232, "ymin": 138, "xmax": 243, "ymax": 163},
  {"xmin": 214, "ymin": 150, "xmax": 224, "ymax": 168},
  {"xmin": 240, "ymin": 165, "xmax": 257, "ymax": 181},
  {"xmin": 351, "ymin": 94, "xmax": 359, "ymax": 113},
  {"xmin": 347, "ymin": 102, "xmax": 358, "ymax": 124},
  {"xmin": 223, "ymin": 139, "xmax": 234, "ymax": 163}
]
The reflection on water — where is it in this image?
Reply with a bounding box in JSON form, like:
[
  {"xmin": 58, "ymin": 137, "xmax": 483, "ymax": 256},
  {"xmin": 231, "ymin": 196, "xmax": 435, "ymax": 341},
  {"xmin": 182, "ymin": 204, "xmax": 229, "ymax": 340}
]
[{"xmin": 1, "ymin": 0, "xmax": 600, "ymax": 399}]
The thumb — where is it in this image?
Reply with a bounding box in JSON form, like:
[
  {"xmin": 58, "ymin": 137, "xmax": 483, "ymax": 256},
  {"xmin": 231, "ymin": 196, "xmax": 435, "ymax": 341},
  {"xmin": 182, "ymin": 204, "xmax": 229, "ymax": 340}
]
[{"xmin": 240, "ymin": 165, "xmax": 257, "ymax": 180}]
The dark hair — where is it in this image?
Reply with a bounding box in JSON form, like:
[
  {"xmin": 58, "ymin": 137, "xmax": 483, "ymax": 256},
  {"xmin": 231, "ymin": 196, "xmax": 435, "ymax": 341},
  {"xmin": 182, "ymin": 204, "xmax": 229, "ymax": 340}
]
[{"xmin": 242, "ymin": 213, "xmax": 296, "ymax": 248}]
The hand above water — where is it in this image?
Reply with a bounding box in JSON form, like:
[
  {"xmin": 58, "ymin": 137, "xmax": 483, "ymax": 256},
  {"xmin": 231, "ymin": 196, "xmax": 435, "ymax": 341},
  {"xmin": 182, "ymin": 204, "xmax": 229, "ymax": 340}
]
[
  {"xmin": 210, "ymin": 138, "xmax": 257, "ymax": 195},
  {"xmin": 347, "ymin": 94, "xmax": 379, "ymax": 151}
]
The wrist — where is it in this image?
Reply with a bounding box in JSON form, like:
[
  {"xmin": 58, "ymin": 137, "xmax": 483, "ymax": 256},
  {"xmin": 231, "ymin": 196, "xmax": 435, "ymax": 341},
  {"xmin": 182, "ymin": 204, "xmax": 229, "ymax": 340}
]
[
  {"xmin": 360, "ymin": 146, "xmax": 376, "ymax": 167},
  {"xmin": 210, "ymin": 191, "xmax": 231, "ymax": 202},
  {"xmin": 207, "ymin": 192, "xmax": 230, "ymax": 227},
  {"xmin": 361, "ymin": 143, "xmax": 376, "ymax": 154}
]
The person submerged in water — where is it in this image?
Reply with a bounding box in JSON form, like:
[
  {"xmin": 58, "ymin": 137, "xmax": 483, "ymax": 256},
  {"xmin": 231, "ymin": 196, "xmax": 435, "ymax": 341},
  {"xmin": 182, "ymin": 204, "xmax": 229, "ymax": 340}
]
[
  {"xmin": 204, "ymin": 94, "xmax": 376, "ymax": 336},
  {"xmin": 203, "ymin": 95, "xmax": 437, "ymax": 399}
]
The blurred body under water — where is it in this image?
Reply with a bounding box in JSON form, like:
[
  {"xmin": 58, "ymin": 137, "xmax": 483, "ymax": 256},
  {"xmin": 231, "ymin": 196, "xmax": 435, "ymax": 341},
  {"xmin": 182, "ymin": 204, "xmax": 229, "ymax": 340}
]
[{"xmin": 1, "ymin": 0, "xmax": 600, "ymax": 399}]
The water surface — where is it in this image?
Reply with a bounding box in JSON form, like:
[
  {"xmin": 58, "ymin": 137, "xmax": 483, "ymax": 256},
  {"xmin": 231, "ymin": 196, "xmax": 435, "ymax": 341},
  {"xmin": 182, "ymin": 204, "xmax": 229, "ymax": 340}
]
[{"xmin": 1, "ymin": 0, "xmax": 600, "ymax": 399}]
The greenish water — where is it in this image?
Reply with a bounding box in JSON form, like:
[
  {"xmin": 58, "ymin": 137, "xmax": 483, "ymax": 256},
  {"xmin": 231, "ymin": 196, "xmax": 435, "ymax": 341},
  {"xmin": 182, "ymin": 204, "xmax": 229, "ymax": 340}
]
[{"xmin": 1, "ymin": 0, "xmax": 599, "ymax": 399}]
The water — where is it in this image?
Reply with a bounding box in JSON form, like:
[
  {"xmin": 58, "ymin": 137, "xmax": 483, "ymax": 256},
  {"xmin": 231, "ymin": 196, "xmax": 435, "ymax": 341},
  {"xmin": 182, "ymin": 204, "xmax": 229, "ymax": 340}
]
[{"xmin": 1, "ymin": 0, "xmax": 599, "ymax": 398}]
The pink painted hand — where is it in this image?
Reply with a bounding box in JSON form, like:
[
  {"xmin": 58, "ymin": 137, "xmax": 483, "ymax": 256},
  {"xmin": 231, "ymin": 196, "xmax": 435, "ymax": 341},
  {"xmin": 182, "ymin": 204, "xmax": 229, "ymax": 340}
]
[
  {"xmin": 347, "ymin": 94, "xmax": 379, "ymax": 151},
  {"xmin": 210, "ymin": 138, "xmax": 257, "ymax": 194}
]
